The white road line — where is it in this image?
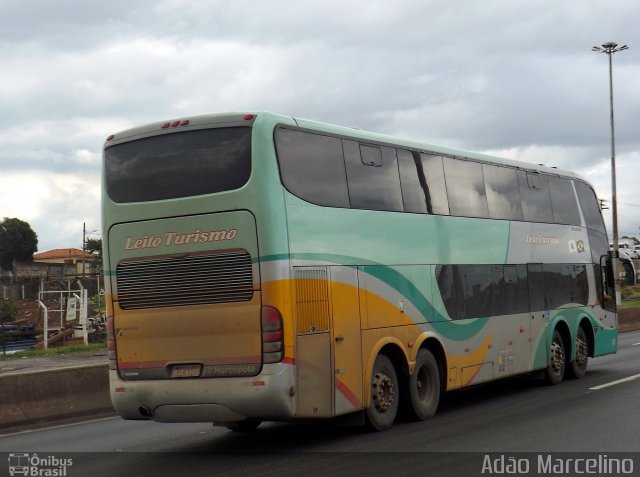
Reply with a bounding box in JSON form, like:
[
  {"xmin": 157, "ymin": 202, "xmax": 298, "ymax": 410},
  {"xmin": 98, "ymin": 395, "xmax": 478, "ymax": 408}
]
[
  {"xmin": 590, "ymin": 373, "xmax": 640, "ymax": 390},
  {"xmin": 632, "ymin": 342, "xmax": 640, "ymax": 346}
]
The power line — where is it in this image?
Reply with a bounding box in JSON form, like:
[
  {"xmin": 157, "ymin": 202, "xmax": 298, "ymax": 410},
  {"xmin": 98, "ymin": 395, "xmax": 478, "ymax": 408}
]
[{"xmin": 599, "ymin": 199, "xmax": 640, "ymax": 208}]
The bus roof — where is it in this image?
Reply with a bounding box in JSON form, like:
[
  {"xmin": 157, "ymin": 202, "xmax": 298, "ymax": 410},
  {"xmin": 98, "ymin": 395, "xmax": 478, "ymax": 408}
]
[{"xmin": 104, "ymin": 111, "xmax": 588, "ymax": 184}]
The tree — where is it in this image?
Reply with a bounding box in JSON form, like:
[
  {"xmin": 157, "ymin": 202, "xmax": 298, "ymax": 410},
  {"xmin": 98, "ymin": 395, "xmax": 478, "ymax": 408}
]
[
  {"xmin": 85, "ymin": 238, "xmax": 102, "ymax": 256},
  {"xmin": 0, "ymin": 217, "xmax": 38, "ymax": 270}
]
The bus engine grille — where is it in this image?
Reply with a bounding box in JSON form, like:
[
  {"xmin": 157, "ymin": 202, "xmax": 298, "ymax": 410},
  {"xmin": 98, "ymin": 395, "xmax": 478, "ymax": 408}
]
[{"xmin": 116, "ymin": 251, "xmax": 254, "ymax": 309}]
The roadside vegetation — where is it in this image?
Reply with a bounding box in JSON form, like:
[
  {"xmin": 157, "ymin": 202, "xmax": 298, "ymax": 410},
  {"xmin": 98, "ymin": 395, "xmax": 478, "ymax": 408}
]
[
  {"xmin": 620, "ymin": 285, "xmax": 640, "ymax": 308},
  {"xmin": 0, "ymin": 342, "xmax": 106, "ymax": 361}
]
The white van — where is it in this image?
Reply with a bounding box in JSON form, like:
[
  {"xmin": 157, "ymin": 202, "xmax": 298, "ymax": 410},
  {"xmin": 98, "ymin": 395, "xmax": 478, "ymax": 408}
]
[{"xmin": 617, "ymin": 243, "xmax": 638, "ymax": 259}]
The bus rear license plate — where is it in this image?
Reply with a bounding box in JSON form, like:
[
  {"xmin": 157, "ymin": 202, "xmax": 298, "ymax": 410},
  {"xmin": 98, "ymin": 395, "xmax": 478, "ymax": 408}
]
[{"xmin": 171, "ymin": 365, "xmax": 202, "ymax": 378}]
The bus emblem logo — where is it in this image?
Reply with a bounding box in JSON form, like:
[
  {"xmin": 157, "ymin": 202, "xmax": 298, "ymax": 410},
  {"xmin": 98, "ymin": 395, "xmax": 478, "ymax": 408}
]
[{"xmin": 568, "ymin": 240, "xmax": 586, "ymax": 254}]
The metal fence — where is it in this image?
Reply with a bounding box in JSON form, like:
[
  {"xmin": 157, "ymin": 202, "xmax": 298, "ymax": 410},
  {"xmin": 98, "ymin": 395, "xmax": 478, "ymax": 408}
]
[{"xmin": 1, "ymin": 274, "xmax": 102, "ymax": 301}]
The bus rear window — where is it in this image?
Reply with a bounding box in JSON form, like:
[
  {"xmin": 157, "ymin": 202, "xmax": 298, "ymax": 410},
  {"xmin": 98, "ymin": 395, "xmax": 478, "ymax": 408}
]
[{"xmin": 105, "ymin": 127, "xmax": 251, "ymax": 203}]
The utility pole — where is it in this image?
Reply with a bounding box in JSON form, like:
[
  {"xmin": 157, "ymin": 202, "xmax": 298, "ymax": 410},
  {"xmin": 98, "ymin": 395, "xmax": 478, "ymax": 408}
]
[{"xmin": 82, "ymin": 222, "xmax": 86, "ymax": 276}]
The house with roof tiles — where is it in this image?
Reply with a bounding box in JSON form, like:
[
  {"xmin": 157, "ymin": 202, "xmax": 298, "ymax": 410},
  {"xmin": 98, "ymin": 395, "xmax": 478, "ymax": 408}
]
[{"xmin": 31, "ymin": 248, "xmax": 100, "ymax": 278}]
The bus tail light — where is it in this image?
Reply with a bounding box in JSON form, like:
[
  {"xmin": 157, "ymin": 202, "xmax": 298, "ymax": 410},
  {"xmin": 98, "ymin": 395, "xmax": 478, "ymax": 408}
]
[
  {"xmin": 161, "ymin": 119, "xmax": 190, "ymax": 129},
  {"xmin": 261, "ymin": 306, "xmax": 284, "ymax": 364},
  {"xmin": 106, "ymin": 315, "xmax": 117, "ymax": 370}
]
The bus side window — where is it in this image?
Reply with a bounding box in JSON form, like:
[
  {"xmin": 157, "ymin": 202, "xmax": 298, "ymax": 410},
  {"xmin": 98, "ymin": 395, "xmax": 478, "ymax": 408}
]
[
  {"xmin": 442, "ymin": 157, "xmax": 488, "ymax": 218},
  {"xmin": 436, "ymin": 265, "xmax": 466, "ymax": 320},
  {"xmin": 397, "ymin": 149, "xmax": 429, "ymax": 214},
  {"xmin": 575, "ymin": 180, "xmax": 607, "ymax": 234},
  {"xmin": 518, "ymin": 171, "xmax": 553, "ymax": 223},
  {"xmin": 420, "ymin": 154, "xmax": 450, "ymax": 215},
  {"xmin": 527, "ymin": 263, "xmax": 546, "ymax": 312},
  {"xmin": 548, "ymin": 176, "xmax": 581, "ymax": 226},
  {"xmin": 483, "ymin": 164, "xmax": 523, "ymax": 221},
  {"xmin": 343, "ymin": 140, "xmax": 404, "ymax": 212},
  {"xmin": 275, "ymin": 128, "xmax": 350, "ymax": 208}
]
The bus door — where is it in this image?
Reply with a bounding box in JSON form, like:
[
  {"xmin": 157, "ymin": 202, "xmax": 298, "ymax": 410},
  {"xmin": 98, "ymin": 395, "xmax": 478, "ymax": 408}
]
[
  {"xmin": 493, "ymin": 265, "xmax": 532, "ymax": 376},
  {"xmin": 294, "ymin": 266, "xmax": 363, "ymax": 418}
]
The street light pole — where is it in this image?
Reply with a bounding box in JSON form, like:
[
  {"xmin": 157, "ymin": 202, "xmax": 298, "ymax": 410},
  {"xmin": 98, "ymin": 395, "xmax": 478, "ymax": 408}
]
[{"xmin": 592, "ymin": 41, "xmax": 629, "ymax": 303}]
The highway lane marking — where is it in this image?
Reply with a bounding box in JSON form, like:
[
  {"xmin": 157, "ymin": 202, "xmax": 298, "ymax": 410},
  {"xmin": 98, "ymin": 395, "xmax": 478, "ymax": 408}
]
[
  {"xmin": 590, "ymin": 373, "xmax": 640, "ymax": 390},
  {"xmin": 632, "ymin": 342, "xmax": 640, "ymax": 346}
]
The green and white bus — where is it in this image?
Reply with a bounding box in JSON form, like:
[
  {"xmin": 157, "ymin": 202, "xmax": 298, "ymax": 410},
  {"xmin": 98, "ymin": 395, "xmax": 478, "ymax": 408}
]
[{"xmin": 102, "ymin": 112, "xmax": 617, "ymax": 431}]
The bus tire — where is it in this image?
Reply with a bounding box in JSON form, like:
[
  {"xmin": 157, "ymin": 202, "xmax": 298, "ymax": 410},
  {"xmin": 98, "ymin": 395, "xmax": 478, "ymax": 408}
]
[
  {"xmin": 366, "ymin": 354, "xmax": 399, "ymax": 431},
  {"xmin": 225, "ymin": 419, "xmax": 262, "ymax": 432},
  {"xmin": 408, "ymin": 349, "xmax": 440, "ymax": 421},
  {"xmin": 568, "ymin": 326, "xmax": 589, "ymax": 379},
  {"xmin": 545, "ymin": 329, "xmax": 566, "ymax": 385}
]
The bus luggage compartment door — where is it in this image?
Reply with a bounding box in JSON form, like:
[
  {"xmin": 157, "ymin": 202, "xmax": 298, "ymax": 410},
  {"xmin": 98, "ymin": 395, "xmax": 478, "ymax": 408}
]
[
  {"xmin": 294, "ymin": 266, "xmax": 363, "ymax": 418},
  {"xmin": 294, "ymin": 267, "xmax": 333, "ymax": 417}
]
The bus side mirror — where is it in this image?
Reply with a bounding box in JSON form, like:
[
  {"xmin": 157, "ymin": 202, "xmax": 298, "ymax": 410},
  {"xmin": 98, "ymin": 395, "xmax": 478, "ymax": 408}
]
[{"xmin": 599, "ymin": 252, "xmax": 617, "ymax": 310}]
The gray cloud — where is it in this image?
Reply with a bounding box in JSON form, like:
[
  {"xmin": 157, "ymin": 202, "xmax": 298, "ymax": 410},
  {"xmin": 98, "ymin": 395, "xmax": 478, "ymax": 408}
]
[{"xmin": 0, "ymin": 0, "xmax": 638, "ymax": 249}]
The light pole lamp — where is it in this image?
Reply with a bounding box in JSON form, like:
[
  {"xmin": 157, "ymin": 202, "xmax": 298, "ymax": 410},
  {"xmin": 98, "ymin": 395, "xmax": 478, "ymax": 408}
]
[{"xmin": 592, "ymin": 42, "xmax": 629, "ymax": 302}]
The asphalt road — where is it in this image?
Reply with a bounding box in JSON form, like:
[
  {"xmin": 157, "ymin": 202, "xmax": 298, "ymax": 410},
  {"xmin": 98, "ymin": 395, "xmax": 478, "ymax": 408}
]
[{"xmin": 1, "ymin": 330, "xmax": 639, "ymax": 477}]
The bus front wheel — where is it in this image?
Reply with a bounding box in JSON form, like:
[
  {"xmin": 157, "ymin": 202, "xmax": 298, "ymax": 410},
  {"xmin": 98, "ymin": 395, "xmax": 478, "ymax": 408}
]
[
  {"xmin": 408, "ymin": 348, "xmax": 440, "ymax": 421},
  {"xmin": 366, "ymin": 354, "xmax": 399, "ymax": 431},
  {"xmin": 545, "ymin": 329, "xmax": 566, "ymax": 385}
]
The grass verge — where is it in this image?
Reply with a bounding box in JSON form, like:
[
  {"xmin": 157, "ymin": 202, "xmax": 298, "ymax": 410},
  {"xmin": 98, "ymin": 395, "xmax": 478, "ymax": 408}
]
[{"xmin": 0, "ymin": 343, "xmax": 106, "ymax": 361}]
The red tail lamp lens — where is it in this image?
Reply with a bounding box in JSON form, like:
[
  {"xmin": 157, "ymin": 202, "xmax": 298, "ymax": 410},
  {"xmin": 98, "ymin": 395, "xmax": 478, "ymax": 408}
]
[{"xmin": 261, "ymin": 306, "xmax": 284, "ymax": 364}]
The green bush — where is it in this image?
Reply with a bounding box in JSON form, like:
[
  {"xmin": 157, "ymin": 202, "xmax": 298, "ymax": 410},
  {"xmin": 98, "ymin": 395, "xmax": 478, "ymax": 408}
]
[{"xmin": 621, "ymin": 285, "xmax": 640, "ymax": 300}]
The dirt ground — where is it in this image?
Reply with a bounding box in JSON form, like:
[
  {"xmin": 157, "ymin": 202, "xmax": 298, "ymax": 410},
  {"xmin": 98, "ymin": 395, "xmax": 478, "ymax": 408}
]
[{"xmin": 0, "ymin": 348, "xmax": 108, "ymax": 376}]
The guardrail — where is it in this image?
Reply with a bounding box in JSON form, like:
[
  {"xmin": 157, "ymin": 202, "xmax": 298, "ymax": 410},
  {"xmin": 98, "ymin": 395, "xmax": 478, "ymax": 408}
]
[{"xmin": 0, "ymin": 364, "xmax": 113, "ymax": 431}]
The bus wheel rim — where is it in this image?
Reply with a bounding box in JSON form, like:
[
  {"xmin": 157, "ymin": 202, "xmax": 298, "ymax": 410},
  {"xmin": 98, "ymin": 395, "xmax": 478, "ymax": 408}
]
[
  {"xmin": 550, "ymin": 340, "xmax": 565, "ymax": 376},
  {"xmin": 416, "ymin": 366, "xmax": 434, "ymax": 401},
  {"xmin": 576, "ymin": 335, "xmax": 588, "ymax": 366},
  {"xmin": 372, "ymin": 371, "xmax": 395, "ymax": 412}
]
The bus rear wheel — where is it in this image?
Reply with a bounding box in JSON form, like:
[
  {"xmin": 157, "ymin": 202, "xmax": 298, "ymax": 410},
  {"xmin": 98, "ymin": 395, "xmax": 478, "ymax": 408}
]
[
  {"xmin": 408, "ymin": 349, "xmax": 440, "ymax": 421},
  {"xmin": 568, "ymin": 327, "xmax": 589, "ymax": 379},
  {"xmin": 366, "ymin": 354, "xmax": 399, "ymax": 431},
  {"xmin": 545, "ymin": 329, "xmax": 566, "ymax": 385}
]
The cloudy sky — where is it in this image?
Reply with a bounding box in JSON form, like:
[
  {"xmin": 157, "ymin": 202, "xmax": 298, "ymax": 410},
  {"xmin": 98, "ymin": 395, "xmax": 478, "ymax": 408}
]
[{"xmin": 0, "ymin": 0, "xmax": 638, "ymax": 251}]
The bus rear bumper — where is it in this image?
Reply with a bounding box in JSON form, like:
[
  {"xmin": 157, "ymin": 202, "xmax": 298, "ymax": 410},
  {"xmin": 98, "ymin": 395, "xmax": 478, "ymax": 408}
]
[
  {"xmin": 153, "ymin": 404, "xmax": 246, "ymax": 423},
  {"xmin": 110, "ymin": 363, "xmax": 295, "ymax": 424}
]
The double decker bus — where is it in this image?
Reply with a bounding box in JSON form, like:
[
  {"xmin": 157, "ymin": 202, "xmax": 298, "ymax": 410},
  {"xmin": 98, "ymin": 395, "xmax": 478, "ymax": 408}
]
[{"xmin": 103, "ymin": 112, "xmax": 617, "ymax": 431}]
